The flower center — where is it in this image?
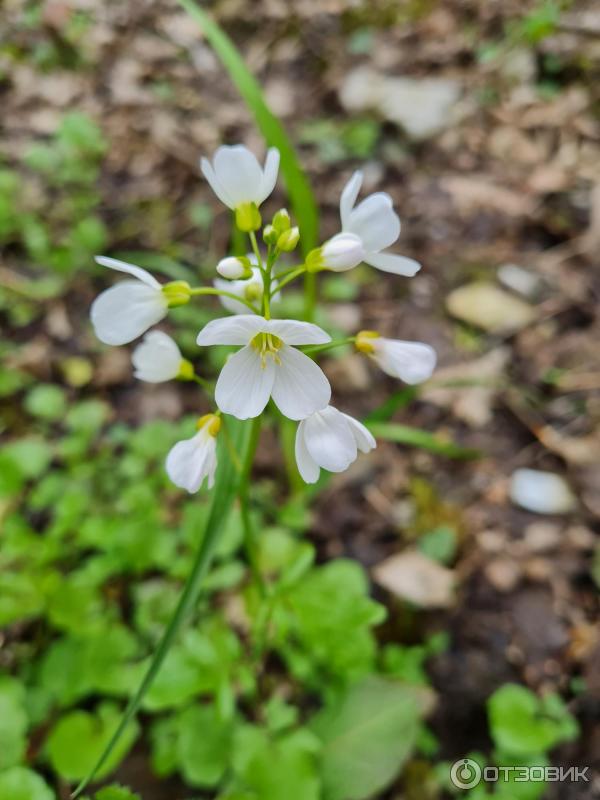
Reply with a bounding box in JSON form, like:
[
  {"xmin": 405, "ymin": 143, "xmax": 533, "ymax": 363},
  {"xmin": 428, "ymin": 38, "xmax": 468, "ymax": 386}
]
[
  {"xmin": 355, "ymin": 330, "xmax": 380, "ymax": 355},
  {"xmin": 251, "ymin": 332, "xmax": 283, "ymax": 368}
]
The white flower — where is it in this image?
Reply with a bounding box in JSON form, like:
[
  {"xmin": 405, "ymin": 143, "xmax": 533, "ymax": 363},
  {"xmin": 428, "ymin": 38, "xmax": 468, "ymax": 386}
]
[
  {"xmin": 356, "ymin": 331, "xmax": 436, "ymax": 384},
  {"xmin": 330, "ymin": 170, "xmax": 421, "ymax": 276},
  {"xmin": 196, "ymin": 315, "xmax": 331, "ymax": 421},
  {"xmin": 200, "ymin": 145, "xmax": 280, "ymax": 212},
  {"xmin": 295, "ymin": 405, "xmax": 376, "ymax": 484},
  {"xmin": 132, "ymin": 331, "xmax": 185, "ymax": 383},
  {"xmin": 91, "ymin": 256, "xmax": 168, "ymax": 345},
  {"xmin": 214, "ymin": 266, "xmax": 279, "ymax": 315},
  {"xmin": 320, "ymin": 232, "xmax": 366, "ymax": 272},
  {"xmin": 166, "ymin": 414, "xmax": 220, "ymax": 493}
]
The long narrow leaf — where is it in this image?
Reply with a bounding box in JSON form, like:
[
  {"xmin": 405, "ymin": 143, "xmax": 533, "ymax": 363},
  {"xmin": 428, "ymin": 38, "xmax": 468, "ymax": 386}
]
[
  {"xmin": 72, "ymin": 418, "xmax": 251, "ymax": 797},
  {"xmin": 176, "ymin": 0, "xmax": 319, "ymax": 253},
  {"xmin": 367, "ymin": 421, "xmax": 480, "ymax": 459}
]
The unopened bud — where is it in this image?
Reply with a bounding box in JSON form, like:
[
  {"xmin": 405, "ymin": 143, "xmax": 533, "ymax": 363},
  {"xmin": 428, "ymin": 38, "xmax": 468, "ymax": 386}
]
[
  {"xmin": 263, "ymin": 224, "xmax": 279, "ymax": 246},
  {"xmin": 272, "ymin": 208, "xmax": 291, "ymax": 234},
  {"xmin": 235, "ymin": 202, "xmax": 261, "ymax": 232},
  {"xmin": 277, "ymin": 226, "xmax": 300, "ymax": 252},
  {"xmin": 216, "ymin": 256, "xmax": 251, "ymax": 280},
  {"xmin": 162, "ymin": 280, "xmax": 191, "ymax": 307}
]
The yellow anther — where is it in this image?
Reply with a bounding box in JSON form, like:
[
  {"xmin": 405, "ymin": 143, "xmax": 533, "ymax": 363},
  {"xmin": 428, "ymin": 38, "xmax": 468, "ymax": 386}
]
[
  {"xmin": 196, "ymin": 413, "xmax": 221, "ymax": 437},
  {"xmin": 355, "ymin": 330, "xmax": 380, "ymax": 355},
  {"xmin": 251, "ymin": 332, "xmax": 283, "ymax": 368}
]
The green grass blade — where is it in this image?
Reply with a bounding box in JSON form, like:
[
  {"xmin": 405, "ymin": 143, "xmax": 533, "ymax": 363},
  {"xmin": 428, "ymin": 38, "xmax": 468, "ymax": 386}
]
[
  {"xmin": 367, "ymin": 421, "xmax": 480, "ymax": 460},
  {"xmin": 364, "ymin": 387, "xmax": 419, "ymax": 423},
  {"xmin": 72, "ymin": 418, "xmax": 251, "ymax": 798},
  {"xmin": 176, "ymin": 0, "xmax": 319, "ymax": 253}
]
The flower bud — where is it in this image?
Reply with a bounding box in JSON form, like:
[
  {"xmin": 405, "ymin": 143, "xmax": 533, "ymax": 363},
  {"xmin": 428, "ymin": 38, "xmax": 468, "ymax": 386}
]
[
  {"xmin": 162, "ymin": 280, "xmax": 191, "ymax": 307},
  {"xmin": 320, "ymin": 233, "xmax": 365, "ymax": 272},
  {"xmin": 272, "ymin": 208, "xmax": 291, "ymax": 234},
  {"xmin": 216, "ymin": 256, "xmax": 251, "ymax": 280},
  {"xmin": 277, "ymin": 226, "xmax": 300, "ymax": 252},
  {"xmin": 262, "ymin": 224, "xmax": 279, "ymax": 246},
  {"xmin": 235, "ymin": 202, "xmax": 261, "ymax": 232}
]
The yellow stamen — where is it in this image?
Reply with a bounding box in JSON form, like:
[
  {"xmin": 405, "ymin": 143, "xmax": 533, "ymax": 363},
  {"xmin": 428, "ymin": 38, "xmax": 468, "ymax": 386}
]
[
  {"xmin": 196, "ymin": 413, "xmax": 221, "ymax": 437},
  {"xmin": 250, "ymin": 332, "xmax": 283, "ymax": 368}
]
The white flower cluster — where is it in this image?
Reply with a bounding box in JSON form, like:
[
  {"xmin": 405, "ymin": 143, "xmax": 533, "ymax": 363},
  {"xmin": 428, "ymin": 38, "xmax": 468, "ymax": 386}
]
[{"xmin": 90, "ymin": 145, "xmax": 436, "ymax": 491}]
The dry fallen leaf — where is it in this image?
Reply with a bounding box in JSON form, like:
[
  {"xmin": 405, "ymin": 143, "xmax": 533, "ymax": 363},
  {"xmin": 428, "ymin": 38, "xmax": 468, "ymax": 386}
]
[{"xmin": 373, "ymin": 550, "xmax": 455, "ymax": 608}]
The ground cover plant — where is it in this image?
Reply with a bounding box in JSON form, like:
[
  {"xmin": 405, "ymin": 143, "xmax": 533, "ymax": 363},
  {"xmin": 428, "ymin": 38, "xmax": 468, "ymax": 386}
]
[{"xmin": 1, "ymin": 0, "xmax": 598, "ymax": 798}]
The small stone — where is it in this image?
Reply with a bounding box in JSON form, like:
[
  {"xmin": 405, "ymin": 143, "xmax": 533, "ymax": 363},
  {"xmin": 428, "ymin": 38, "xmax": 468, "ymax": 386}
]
[
  {"xmin": 446, "ymin": 282, "xmax": 536, "ymax": 333},
  {"xmin": 497, "ymin": 264, "xmax": 542, "ymax": 299},
  {"xmin": 524, "ymin": 558, "xmax": 552, "ymax": 582},
  {"xmin": 510, "ymin": 469, "xmax": 577, "ymax": 515},
  {"xmin": 524, "ymin": 522, "xmax": 562, "ymax": 552},
  {"xmin": 565, "ymin": 525, "xmax": 595, "ymax": 550},
  {"xmin": 477, "ymin": 529, "xmax": 507, "ymax": 553},
  {"xmin": 485, "ymin": 558, "xmax": 522, "ymax": 592},
  {"xmin": 373, "ymin": 550, "xmax": 455, "ymax": 608}
]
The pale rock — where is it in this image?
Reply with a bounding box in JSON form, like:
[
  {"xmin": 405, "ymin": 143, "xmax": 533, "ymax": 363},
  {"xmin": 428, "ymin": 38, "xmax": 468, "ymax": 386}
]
[
  {"xmin": 485, "ymin": 558, "xmax": 522, "ymax": 592},
  {"xmin": 446, "ymin": 282, "xmax": 536, "ymax": 333},
  {"xmin": 497, "ymin": 264, "xmax": 542, "ymax": 299},
  {"xmin": 524, "ymin": 522, "xmax": 562, "ymax": 552},
  {"xmin": 510, "ymin": 469, "xmax": 577, "ymax": 514},
  {"xmin": 373, "ymin": 550, "xmax": 455, "ymax": 608},
  {"xmin": 339, "ymin": 67, "xmax": 462, "ymax": 141}
]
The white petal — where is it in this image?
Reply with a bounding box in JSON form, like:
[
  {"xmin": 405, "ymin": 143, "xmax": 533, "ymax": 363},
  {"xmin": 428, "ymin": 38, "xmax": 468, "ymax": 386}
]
[
  {"xmin": 266, "ymin": 319, "xmax": 331, "ymax": 345},
  {"xmin": 213, "ymin": 145, "xmax": 264, "ymax": 207},
  {"xmin": 345, "ymin": 193, "xmax": 400, "ymax": 253},
  {"xmin": 200, "ymin": 156, "xmax": 235, "ymax": 208},
  {"xmin": 342, "ymin": 413, "xmax": 376, "ymax": 453},
  {"xmin": 90, "ymin": 282, "xmax": 167, "ymax": 345},
  {"xmin": 271, "ymin": 346, "xmax": 331, "ymax": 420},
  {"xmin": 364, "ymin": 251, "xmax": 421, "ymax": 276},
  {"xmin": 257, "ymin": 147, "xmax": 280, "ymax": 204},
  {"xmin": 339, "ymin": 170, "xmax": 363, "ymax": 229},
  {"xmin": 215, "ymin": 345, "xmax": 275, "ymax": 419},
  {"xmin": 132, "ymin": 330, "xmax": 182, "ymax": 382},
  {"xmin": 373, "ymin": 339, "xmax": 437, "ymax": 384},
  {"xmin": 295, "ymin": 422, "xmax": 320, "ymax": 484},
  {"xmin": 95, "ymin": 256, "xmax": 161, "ymax": 289},
  {"xmin": 166, "ymin": 431, "xmax": 216, "ymax": 493},
  {"xmin": 302, "ymin": 406, "xmax": 357, "ymax": 472},
  {"xmin": 321, "ymin": 232, "xmax": 366, "ymax": 272},
  {"xmin": 197, "ymin": 314, "xmax": 266, "ymax": 346}
]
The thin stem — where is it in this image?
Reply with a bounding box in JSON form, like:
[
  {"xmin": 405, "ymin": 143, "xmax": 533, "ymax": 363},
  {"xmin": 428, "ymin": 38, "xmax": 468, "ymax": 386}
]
[
  {"xmin": 190, "ymin": 374, "xmax": 212, "ymax": 391},
  {"xmin": 249, "ymin": 231, "xmax": 264, "ymax": 270},
  {"xmin": 273, "ymin": 266, "xmax": 306, "ymax": 295},
  {"xmin": 238, "ymin": 416, "xmax": 266, "ymax": 597},
  {"xmin": 303, "ymin": 337, "xmax": 355, "ymax": 356},
  {"xmin": 189, "ymin": 287, "xmax": 260, "ymax": 314},
  {"xmin": 304, "ymin": 271, "xmax": 317, "ymax": 322}
]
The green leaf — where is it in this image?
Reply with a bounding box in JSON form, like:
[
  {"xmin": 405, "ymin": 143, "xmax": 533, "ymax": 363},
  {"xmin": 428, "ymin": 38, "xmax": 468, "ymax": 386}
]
[
  {"xmin": 0, "ymin": 676, "xmax": 28, "ymax": 769},
  {"xmin": 230, "ymin": 725, "xmax": 321, "ymax": 800},
  {"xmin": 367, "ymin": 421, "xmax": 480, "ymax": 459},
  {"xmin": 177, "ymin": 704, "xmax": 234, "ymax": 787},
  {"xmin": 24, "ymin": 384, "xmax": 67, "ymax": 421},
  {"xmin": 95, "ymin": 786, "xmax": 140, "ymax": 800},
  {"xmin": 0, "ymin": 767, "xmax": 55, "ymax": 800},
  {"xmin": 72, "ymin": 417, "xmax": 253, "ymax": 797},
  {"xmin": 46, "ymin": 703, "xmax": 139, "ymax": 782},
  {"xmin": 312, "ymin": 676, "xmax": 425, "ymax": 800},
  {"xmin": 2, "ymin": 438, "xmax": 53, "ymax": 479},
  {"xmin": 176, "ymin": 0, "xmax": 319, "ymax": 253},
  {"xmin": 488, "ymin": 684, "xmax": 579, "ymax": 757},
  {"xmin": 418, "ymin": 525, "xmax": 457, "ymax": 565}
]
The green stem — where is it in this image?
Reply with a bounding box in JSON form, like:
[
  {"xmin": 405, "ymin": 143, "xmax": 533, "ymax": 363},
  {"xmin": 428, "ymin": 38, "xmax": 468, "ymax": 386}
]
[
  {"xmin": 72, "ymin": 420, "xmax": 251, "ymax": 798},
  {"xmin": 304, "ymin": 271, "xmax": 317, "ymax": 322},
  {"xmin": 303, "ymin": 337, "xmax": 355, "ymax": 356},
  {"xmin": 238, "ymin": 416, "xmax": 266, "ymax": 596},
  {"xmin": 190, "ymin": 287, "xmax": 260, "ymax": 315},
  {"xmin": 190, "ymin": 374, "xmax": 212, "ymax": 391},
  {"xmin": 274, "ymin": 266, "xmax": 306, "ymax": 294},
  {"xmin": 279, "ymin": 414, "xmax": 303, "ymax": 495},
  {"xmin": 249, "ymin": 231, "xmax": 264, "ymax": 269}
]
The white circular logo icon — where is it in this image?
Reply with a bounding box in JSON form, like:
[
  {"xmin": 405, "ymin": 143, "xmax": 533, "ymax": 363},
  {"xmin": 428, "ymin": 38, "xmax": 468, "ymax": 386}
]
[{"xmin": 450, "ymin": 758, "xmax": 482, "ymax": 789}]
